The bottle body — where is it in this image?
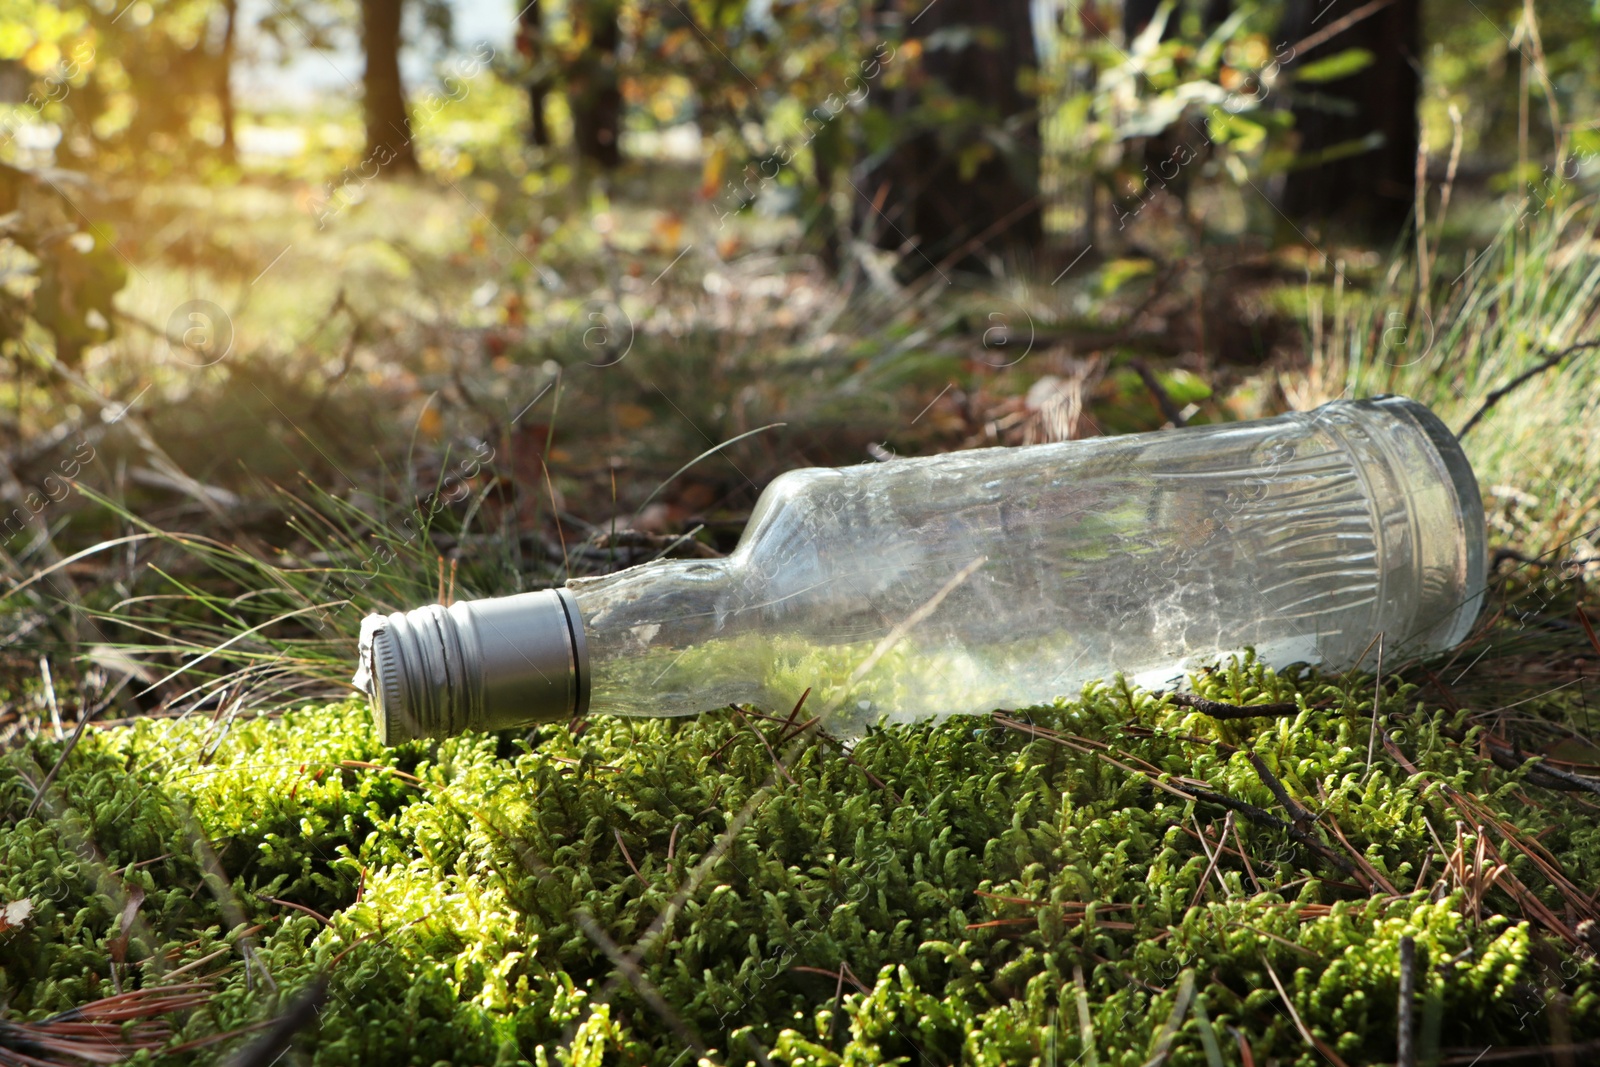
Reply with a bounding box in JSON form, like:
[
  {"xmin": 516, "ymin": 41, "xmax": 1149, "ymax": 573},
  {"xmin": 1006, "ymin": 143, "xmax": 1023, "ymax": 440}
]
[{"xmin": 566, "ymin": 396, "xmax": 1485, "ymax": 736}]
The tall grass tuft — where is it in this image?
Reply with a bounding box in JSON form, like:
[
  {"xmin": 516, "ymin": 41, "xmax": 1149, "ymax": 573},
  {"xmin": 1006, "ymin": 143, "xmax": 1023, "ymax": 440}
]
[
  {"xmin": 17, "ymin": 463, "xmax": 553, "ymax": 716},
  {"xmin": 1290, "ymin": 204, "xmax": 1600, "ymax": 560}
]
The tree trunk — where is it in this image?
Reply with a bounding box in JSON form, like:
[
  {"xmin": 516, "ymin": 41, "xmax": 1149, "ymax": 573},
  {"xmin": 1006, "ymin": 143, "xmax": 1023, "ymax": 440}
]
[
  {"xmin": 360, "ymin": 0, "xmax": 419, "ymax": 173},
  {"xmin": 871, "ymin": 0, "xmax": 1040, "ymax": 270},
  {"xmin": 1279, "ymin": 0, "xmax": 1420, "ymax": 239},
  {"xmin": 517, "ymin": 0, "xmax": 551, "ymax": 147},
  {"xmin": 1123, "ymin": 0, "xmax": 1165, "ymax": 38},
  {"xmin": 569, "ymin": 0, "xmax": 622, "ymax": 168},
  {"xmin": 218, "ymin": 0, "xmax": 238, "ymax": 164},
  {"xmin": 1124, "ymin": 0, "xmax": 1231, "ymax": 38}
]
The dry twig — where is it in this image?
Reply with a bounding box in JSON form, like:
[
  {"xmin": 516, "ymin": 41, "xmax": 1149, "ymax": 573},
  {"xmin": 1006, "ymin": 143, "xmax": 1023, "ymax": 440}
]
[
  {"xmin": 1165, "ymin": 693, "xmax": 1302, "ymax": 720},
  {"xmin": 1458, "ymin": 340, "xmax": 1600, "ymax": 437}
]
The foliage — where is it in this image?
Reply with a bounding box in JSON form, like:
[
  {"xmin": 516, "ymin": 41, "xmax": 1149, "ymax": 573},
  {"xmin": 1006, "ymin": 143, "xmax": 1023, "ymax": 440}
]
[
  {"xmin": 3, "ymin": 656, "xmax": 1598, "ymax": 1064},
  {"xmin": 1040, "ymin": 1, "xmax": 1302, "ymax": 234},
  {"xmin": 0, "ymin": 163, "xmax": 128, "ymax": 375}
]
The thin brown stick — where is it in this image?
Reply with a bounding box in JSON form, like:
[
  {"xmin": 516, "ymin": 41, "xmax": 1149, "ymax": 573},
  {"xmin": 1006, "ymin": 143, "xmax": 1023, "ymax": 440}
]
[
  {"xmin": 1384, "ymin": 733, "xmax": 1596, "ymax": 945},
  {"xmin": 1229, "ymin": 1026, "xmax": 1257, "ymax": 1067},
  {"xmin": 994, "ymin": 713, "xmax": 1360, "ymax": 877},
  {"xmin": 338, "ymin": 760, "xmax": 423, "ymax": 786},
  {"xmin": 972, "ymin": 891, "xmax": 1137, "ymax": 911},
  {"xmin": 1326, "ymin": 813, "xmax": 1398, "ymax": 894},
  {"xmin": 1507, "ymin": 751, "xmax": 1600, "ymax": 797},
  {"xmin": 1229, "ymin": 812, "xmax": 1265, "ymax": 895},
  {"xmin": 1574, "ymin": 603, "xmax": 1600, "ymax": 664},
  {"xmin": 1130, "ymin": 359, "xmax": 1188, "ymax": 426},
  {"xmin": 1261, "ymin": 952, "xmax": 1352, "ymax": 1067},
  {"xmin": 1458, "ymin": 340, "xmax": 1600, "ymax": 437},
  {"xmin": 731, "ymin": 707, "xmax": 798, "ymax": 788},
  {"xmin": 1286, "ymin": 0, "xmax": 1395, "ymax": 56},
  {"xmin": 1190, "ymin": 812, "xmax": 1235, "ymax": 910},
  {"xmin": 262, "ymin": 897, "xmax": 332, "ymax": 927},
  {"xmin": 773, "ymin": 687, "xmax": 813, "ymax": 745},
  {"xmin": 1227, "ymin": 920, "xmax": 1321, "ymax": 958},
  {"xmin": 744, "ymin": 706, "xmax": 900, "ymax": 802},
  {"xmin": 929, "ymin": 196, "xmax": 1044, "ymax": 278},
  {"xmin": 789, "ymin": 965, "xmax": 870, "ymax": 994},
  {"xmin": 23, "ymin": 698, "xmax": 96, "ymax": 820},
  {"xmin": 1177, "ymin": 783, "xmax": 1361, "ymax": 880},
  {"xmin": 18, "ymin": 674, "xmax": 130, "ymax": 816},
  {"xmin": 613, "ymin": 828, "xmax": 645, "ymax": 885},
  {"xmin": 161, "ymin": 1017, "xmax": 278, "ymax": 1056},
  {"xmin": 1247, "ymin": 751, "xmax": 1316, "ymax": 827}
]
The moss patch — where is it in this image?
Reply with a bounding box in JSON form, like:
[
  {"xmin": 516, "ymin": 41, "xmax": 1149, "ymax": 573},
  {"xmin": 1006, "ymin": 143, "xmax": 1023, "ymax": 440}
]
[{"xmin": 3, "ymin": 656, "xmax": 1598, "ymax": 1065}]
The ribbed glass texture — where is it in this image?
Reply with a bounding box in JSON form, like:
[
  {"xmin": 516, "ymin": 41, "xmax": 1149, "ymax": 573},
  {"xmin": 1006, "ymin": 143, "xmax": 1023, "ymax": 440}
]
[{"xmin": 566, "ymin": 397, "xmax": 1485, "ymax": 735}]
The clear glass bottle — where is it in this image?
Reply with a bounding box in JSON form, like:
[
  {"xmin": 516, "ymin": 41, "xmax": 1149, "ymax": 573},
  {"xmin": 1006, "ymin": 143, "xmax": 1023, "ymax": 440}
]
[{"xmin": 356, "ymin": 396, "xmax": 1486, "ymax": 743}]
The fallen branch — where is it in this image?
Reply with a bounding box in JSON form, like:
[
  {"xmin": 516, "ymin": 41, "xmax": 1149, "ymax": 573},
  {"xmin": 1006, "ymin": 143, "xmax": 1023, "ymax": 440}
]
[
  {"xmin": 1245, "ymin": 750, "xmax": 1317, "ymax": 827},
  {"xmin": 1130, "ymin": 358, "xmax": 1189, "ymax": 427},
  {"xmin": 1482, "ymin": 739, "xmax": 1600, "ymax": 797},
  {"xmin": 1170, "ymin": 782, "xmax": 1363, "ymax": 883},
  {"xmin": 1164, "ymin": 693, "xmax": 1302, "ymax": 720}
]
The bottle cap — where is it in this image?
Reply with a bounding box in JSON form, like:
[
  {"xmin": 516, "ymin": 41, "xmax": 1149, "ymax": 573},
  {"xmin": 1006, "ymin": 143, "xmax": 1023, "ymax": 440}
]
[{"xmin": 353, "ymin": 588, "xmax": 590, "ymax": 744}]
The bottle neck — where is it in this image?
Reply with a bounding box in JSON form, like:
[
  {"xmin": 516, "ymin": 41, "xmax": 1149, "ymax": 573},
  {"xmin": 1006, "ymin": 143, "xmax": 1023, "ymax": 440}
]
[{"xmin": 566, "ymin": 556, "xmax": 771, "ymax": 717}]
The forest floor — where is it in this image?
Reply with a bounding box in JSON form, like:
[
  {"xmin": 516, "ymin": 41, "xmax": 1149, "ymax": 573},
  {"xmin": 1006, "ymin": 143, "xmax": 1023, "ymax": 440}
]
[{"xmin": 1, "ymin": 162, "xmax": 1599, "ymax": 1065}]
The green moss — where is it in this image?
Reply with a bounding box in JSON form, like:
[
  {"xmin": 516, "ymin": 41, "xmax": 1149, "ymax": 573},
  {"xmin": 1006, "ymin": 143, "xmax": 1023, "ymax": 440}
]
[{"xmin": 3, "ymin": 657, "xmax": 1598, "ymax": 1065}]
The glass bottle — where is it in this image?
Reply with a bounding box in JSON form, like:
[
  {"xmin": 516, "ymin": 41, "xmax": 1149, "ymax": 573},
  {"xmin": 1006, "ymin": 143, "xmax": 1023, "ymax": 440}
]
[{"xmin": 355, "ymin": 396, "xmax": 1485, "ymax": 744}]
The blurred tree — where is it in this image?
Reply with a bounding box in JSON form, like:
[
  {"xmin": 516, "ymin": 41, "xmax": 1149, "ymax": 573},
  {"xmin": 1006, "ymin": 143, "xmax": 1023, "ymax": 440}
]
[
  {"xmin": 218, "ymin": 0, "xmax": 239, "ymax": 164},
  {"xmin": 515, "ymin": 0, "xmax": 552, "ymax": 147},
  {"xmin": 1124, "ymin": 0, "xmax": 1232, "ymax": 37},
  {"xmin": 0, "ymin": 163, "xmax": 125, "ymax": 371},
  {"xmin": 1279, "ymin": 0, "xmax": 1420, "ymax": 238},
  {"xmin": 872, "ymin": 0, "xmax": 1041, "ymax": 269},
  {"xmin": 568, "ymin": 0, "xmax": 622, "ymax": 168},
  {"xmin": 360, "ymin": 0, "xmax": 419, "ymax": 171}
]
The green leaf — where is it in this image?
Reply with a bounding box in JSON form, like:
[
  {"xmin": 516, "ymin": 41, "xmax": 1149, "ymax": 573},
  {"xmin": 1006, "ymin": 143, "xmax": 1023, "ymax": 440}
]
[
  {"xmin": 1294, "ymin": 47, "xmax": 1375, "ymax": 84},
  {"xmin": 1097, "ymin": 257, "xmax": 1156, "ymax": 296}
]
